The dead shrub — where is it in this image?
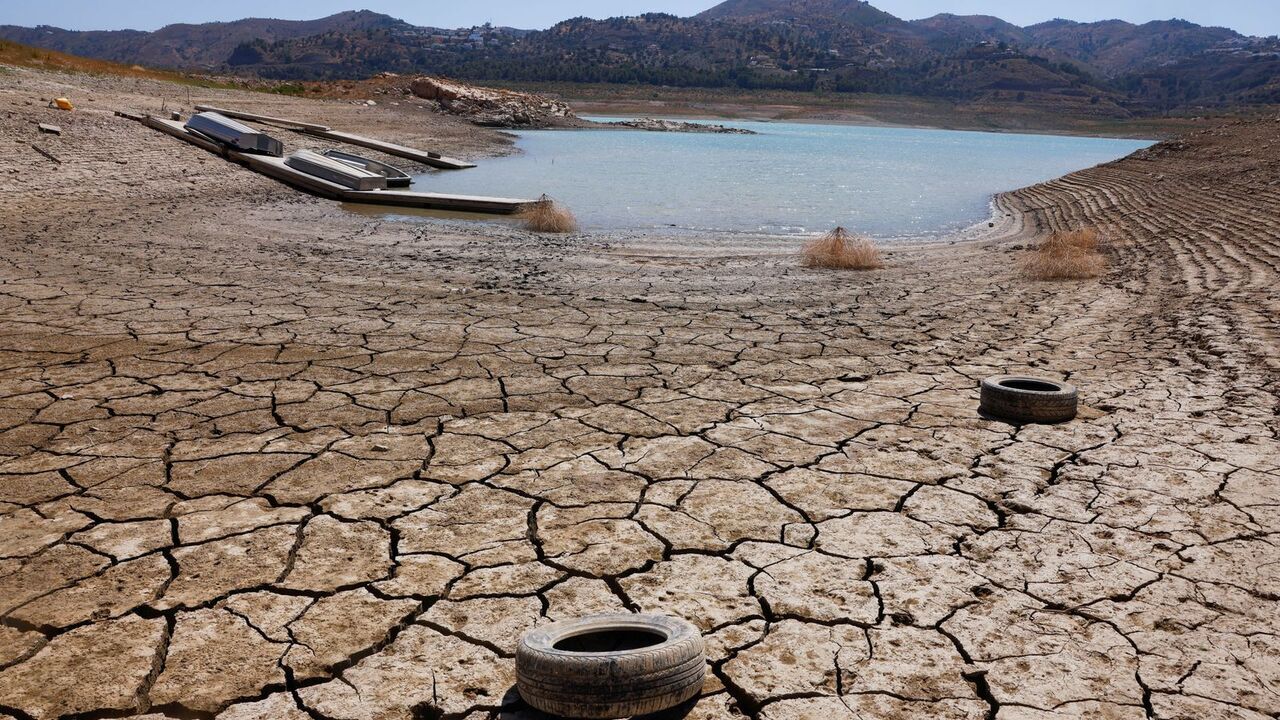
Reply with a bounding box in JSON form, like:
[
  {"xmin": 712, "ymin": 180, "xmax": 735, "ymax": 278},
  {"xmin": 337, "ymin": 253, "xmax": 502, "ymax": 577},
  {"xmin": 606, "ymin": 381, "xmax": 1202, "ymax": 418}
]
[
  {"xmin": 802, "ymin": 227, "xmax": 884, "ymax": 270},
  {"xmin": 520, "ymin": 194, "xmax": 578, "ymax": 233},
  {"xmin": 1022, "ymin": 228, "xmax": 1106, "ymax": 280}
]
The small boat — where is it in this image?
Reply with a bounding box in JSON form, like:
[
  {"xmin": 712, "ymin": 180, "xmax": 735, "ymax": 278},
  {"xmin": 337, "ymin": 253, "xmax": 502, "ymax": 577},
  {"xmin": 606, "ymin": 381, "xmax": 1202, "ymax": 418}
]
[
  {"xmin": 322, "ymin": 149, "xmax": 413, "ymax": 188},
  {"xmin": 285, "ymin": 149, "xmax": 388, "ymax": 191},
  {"xmin": 184, "ymin": 112, "xmax": 283, "ymax": 157}
]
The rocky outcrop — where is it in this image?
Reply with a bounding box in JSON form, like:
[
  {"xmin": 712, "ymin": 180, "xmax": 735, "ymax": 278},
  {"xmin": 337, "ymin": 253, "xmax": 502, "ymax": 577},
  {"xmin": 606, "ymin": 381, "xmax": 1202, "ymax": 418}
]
[
  {"xmin": 409, "ymin": 76, "xmax": 575, "ymax": 129},
  {"xmin": 408, "ymin": 77, "xmax": 757, "ymax": 134},
  {"xmin": 606, "ymin": 117, "xmax": 757, "ymax": 134}
]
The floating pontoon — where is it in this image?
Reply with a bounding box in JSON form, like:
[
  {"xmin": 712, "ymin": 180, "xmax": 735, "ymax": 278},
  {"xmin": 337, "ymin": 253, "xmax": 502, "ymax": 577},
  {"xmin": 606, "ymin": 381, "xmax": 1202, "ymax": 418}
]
[
  {"xmin": 192, "ymin": 104, "xmax": 476, "ymax": 170},
  {"xmin": 133, "ymin": 114, "xmax": 533, "ymax": 215}
]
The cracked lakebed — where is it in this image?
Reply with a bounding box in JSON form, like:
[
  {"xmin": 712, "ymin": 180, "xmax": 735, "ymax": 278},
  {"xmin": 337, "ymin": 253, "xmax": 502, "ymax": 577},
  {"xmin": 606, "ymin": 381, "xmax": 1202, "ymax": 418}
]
[{"xmin": 1, "ymin": 68, "xmax": 1278, "ymax": 720}]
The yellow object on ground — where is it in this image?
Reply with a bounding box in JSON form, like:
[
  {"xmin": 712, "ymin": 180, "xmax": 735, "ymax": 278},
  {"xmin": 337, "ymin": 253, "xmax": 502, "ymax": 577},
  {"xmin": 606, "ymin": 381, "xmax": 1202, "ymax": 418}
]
[{"xmin": 54, "ymin": 97, "xmax": 74, "ymax": 111}]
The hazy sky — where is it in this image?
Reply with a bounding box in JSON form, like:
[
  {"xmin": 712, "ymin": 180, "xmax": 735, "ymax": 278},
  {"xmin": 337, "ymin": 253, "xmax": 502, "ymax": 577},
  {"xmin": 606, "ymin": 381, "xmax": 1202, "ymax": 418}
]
[{"xmin": 2, "ymin": 1, "xmax": 1277, "ymax": 36}]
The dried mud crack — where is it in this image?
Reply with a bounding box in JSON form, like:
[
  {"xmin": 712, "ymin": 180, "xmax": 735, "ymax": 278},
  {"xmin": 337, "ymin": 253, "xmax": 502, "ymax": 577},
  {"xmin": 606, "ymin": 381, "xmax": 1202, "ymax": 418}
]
[{"xmin": 1, "ymin": 68, "xmax": 1278, "ymax": 720}]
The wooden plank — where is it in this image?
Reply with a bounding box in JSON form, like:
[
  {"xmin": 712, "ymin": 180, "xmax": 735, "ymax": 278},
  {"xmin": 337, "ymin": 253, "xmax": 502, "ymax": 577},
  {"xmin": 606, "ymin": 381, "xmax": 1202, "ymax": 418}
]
[
  {"xmin": 31, "ymin": 144, "xmax": 61, "ymax": 164},
  {"xmin": 302, "ymin": 128, "xmax": 477, "ymax": 170},
  {"xmin": 193, "ymin": 104, "xmax": 330, "ymax": 132},
  {"xmin": 37, "ymin": 123, "xmax": 61, "ymax": 135},
  {"xmin": 345, "ymin": 189, "xmax": 532, "ymax": 214}
]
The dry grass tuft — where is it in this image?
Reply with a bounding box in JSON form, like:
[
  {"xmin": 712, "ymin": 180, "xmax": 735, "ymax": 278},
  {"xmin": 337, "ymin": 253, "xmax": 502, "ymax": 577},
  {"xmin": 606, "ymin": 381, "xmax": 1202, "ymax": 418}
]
[
  {"xmin": 520, "ymin": 194, "xmax": 578, "ymax": 233},
  {"xmin": 1022, "ymin": 229, "xmax": 1106, "ymax": 280},
  {"xmin": 802, "ymin": 227, "xmax": 885, "ymax": 270}
]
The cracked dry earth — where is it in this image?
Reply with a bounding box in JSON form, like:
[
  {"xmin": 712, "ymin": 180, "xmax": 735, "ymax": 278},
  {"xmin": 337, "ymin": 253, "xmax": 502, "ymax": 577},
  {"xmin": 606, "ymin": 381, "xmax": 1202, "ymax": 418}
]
[{"xmin": 2, "ymin": 70, "xmax": 1279, "ymax": 720}]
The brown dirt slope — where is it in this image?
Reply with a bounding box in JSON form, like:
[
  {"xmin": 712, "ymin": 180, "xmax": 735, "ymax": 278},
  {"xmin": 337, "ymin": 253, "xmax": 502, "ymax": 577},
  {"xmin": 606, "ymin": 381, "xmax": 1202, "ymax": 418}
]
[
  {"xmin": 1000, "ymin": 115, "xmax": 1280, "ymax": 398},
  {"xmin": 0, "ymin": 39, "xmax": 193, "ymax": 83},
  {"xmin": 0, "ymin": 64, "xmax": 513, "ymax": 218}
]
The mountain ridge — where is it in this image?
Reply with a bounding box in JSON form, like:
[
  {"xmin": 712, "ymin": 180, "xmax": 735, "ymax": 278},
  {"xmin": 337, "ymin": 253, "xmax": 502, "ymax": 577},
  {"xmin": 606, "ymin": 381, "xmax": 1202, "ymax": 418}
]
[
  {"xmin": 0, "ymin": 10, "xmax": 411, "ymax": 69},
  {"xmin": 698, "ymin": 0, "xmax": 905, "ymax": 26},
  {"xmin": 1, "ymin": 3, "xmax": 1275, "ymax": 115}
]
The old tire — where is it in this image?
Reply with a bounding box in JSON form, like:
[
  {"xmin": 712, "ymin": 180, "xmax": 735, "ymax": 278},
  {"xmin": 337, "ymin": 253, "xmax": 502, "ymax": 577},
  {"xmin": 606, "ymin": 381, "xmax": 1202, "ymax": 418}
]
[
  {"xmin": 980, "ymin": 376, "xmax": 1078, "ymax": 424},
  {"xmin": 516, "ymin": 614, "xmax": 706, "ymax": 719}
]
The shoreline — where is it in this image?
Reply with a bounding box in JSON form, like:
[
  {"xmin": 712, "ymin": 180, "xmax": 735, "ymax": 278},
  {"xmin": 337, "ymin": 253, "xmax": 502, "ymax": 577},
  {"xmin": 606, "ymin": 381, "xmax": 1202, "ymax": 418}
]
[
  {"xmin": 571, "ymin": 108, "xmax": 1167, "ymax": 141},
  {"xmin": 348, "ymin": 200, "xmax": 1012, "ymax": 246},
  {"xmin": 540, "ymin": 87, "xmax": 1213, "ymax": 141},
  {"xmin": 398, "ymin": 117, "xmax": 1148, "ymax": 244}
]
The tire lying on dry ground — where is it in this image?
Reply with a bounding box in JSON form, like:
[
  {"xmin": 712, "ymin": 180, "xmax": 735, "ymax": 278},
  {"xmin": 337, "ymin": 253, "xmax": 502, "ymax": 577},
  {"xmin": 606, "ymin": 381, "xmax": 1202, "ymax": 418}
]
[
  {"xmin": 516, "ymin": 614, "xmax": 706, "ymax": 719},
  {"xmin": 980, "ymin": 376, "xmax": 1079, "ymax": 424}
]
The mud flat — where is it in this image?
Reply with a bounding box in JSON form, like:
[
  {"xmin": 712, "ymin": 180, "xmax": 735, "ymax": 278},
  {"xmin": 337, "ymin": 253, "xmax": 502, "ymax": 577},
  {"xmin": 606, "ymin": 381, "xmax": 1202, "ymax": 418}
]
[{"xmin": 0, "ymin": 66, "xmax": 1277, "ymax": 720}]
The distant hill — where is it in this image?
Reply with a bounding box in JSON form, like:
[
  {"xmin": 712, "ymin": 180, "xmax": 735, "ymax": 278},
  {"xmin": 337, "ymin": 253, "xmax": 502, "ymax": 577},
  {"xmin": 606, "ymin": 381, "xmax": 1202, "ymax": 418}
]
[
  {"xmin": 1116, "ymin": 40, "xmax": 1280, "ymax": 110},
  {"xmin": 909, "ymin": 14, "xmax": 1028, "ymax": 50},
  {"xmin": 1, "ymin": 2, "xmax": 1275, "ymax": 116},
  {"xmin": 0, "ymin": 38, "xmax": 206, "ymax": 82},
  {"xmin": 698, "ymin": 0, "xmax": 905, "ymax": 27},
  {"xmin": 0, "ymin": 10, "xmax": 410, "ymax": 70},
  {"xmin": 1022, "ymin": 19, "xmax": 1243, "ymax": 76}
]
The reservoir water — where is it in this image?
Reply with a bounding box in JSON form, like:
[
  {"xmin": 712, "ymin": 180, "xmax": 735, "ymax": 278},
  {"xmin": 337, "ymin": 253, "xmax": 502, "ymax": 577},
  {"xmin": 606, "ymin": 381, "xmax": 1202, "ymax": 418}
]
[{"xmin": 413, "ymin": 119, "xmax": 1152, "ymax": 237}]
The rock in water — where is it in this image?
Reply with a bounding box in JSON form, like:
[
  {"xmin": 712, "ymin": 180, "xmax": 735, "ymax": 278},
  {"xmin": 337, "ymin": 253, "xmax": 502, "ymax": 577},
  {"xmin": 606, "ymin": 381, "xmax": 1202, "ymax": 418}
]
[{"xmin": 607, "ymin": 117, "xmax": 756, "ymax": 135}]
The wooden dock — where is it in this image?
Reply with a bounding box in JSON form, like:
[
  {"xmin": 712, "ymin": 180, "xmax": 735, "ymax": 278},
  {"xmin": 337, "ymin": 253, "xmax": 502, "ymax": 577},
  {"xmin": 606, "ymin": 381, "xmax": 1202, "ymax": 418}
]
[
  {"xmin": 300, "ymin": 129, "xmax": 477, "ymax": 170},
  {"xmin": 192, "ymin": 104, "xmax": 330, "ymax": 132},
  {"xmin": 193, "ymin": 104, "xmax": 477, "ymax": 170},
  {"xmin": 140, "ymin": 116, "xmax": 531, "ymax": 215}
]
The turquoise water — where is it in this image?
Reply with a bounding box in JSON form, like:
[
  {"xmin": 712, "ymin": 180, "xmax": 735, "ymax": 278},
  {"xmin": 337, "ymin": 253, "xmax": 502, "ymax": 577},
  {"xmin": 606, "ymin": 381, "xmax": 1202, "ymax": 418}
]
[{"xmin": 414, "ymin": 119, "xmax": 1151, "ymax": 237}]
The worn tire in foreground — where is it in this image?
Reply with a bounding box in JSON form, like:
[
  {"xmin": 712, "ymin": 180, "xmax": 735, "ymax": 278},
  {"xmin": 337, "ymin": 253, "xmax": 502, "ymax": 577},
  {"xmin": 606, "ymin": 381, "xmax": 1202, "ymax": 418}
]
[
  {"xmin": 980, "ymin": 376, "xmax": 1079, "ymax": 424},
  {"xmin": 516, "ymin": 614, "xmax": 706, "ymax": 719}
]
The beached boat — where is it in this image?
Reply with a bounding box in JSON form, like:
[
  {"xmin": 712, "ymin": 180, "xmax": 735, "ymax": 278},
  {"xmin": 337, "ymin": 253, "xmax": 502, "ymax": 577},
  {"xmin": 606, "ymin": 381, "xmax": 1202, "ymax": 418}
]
[
  {"xmin": 322, "ymin": 149, "xmax": 413, "ymax": 188},
  {"xmin": 285, "ymin": 149, "xmax": 388, "ymax": 191},
  {"xmin": 184, "ymin": 112, "xmax": 283, "ymax": 156}
]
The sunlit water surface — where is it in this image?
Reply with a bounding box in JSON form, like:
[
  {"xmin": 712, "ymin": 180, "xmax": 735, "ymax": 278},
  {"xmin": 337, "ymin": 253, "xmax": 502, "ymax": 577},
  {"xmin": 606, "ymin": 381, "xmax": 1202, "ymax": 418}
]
[{"xmin": 413, "ymin": 118, "xmax": 1151, "ymax": 237}]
